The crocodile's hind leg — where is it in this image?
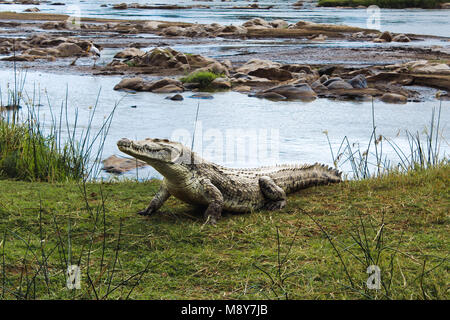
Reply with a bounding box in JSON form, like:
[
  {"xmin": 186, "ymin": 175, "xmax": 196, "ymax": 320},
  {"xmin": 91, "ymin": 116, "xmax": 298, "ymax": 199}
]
[
  {"xmin": 138, "ymin": 181, "xmax": 171, "ymax": 216},
  {"xmin": 199, "ymin": 178, "xmax": 224, "ymax": 225},
  {"xmin": 259, "ymin": 176, "xmax": 287, "ymax": 211}
]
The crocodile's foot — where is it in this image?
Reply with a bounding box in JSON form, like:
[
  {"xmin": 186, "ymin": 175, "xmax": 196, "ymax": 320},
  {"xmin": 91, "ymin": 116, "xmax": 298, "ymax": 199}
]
[
  {"xmin": 204, "ymin": 216, "xmax": 218, "ymax": 225},
  {"xmin": 137, "ymin": 209, "xmax": 152, "ymax": 216},
  {"xmin": 265, "ymin": 200, "xmax": 287, "ymax": 211}
]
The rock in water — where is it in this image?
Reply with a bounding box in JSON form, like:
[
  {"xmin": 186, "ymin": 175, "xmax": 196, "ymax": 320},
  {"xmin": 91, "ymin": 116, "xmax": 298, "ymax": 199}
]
[
  {"xmin": 378, "ymin": 31, "xmax": 392, "ymax": 42},
  {"xmin": 114, "ymin": 48, "xmax": 145, "ymax": 59},
  {"xmin": 167, "ymin": 94, "xmax": 184, "ymax": 101},
  {"xmin": 380, "ymin": 93, "xmax": 407, "ymax": 104},
  {"xmin": 190, "ymin": 93, "xmax": 214, "ymax": 99},
  {"xmin": 102, "ymin": 155, "xmax": 148, "ymax": 174},
  {"xmin": 259, "ymin": 84, "xmax": 317, "ymax": 101},
  {"xmin": 392, "ymin": 34, "xmax": 411, "ymax": 42},
  {"xmin": 348, "ymin": 74, "xmax": 368, "ymax": 89}
]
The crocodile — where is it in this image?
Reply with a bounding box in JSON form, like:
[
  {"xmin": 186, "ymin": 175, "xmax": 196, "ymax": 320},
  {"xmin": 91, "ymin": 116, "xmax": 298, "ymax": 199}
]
[{"xmin": 117, "ymin": 137, "xmax": 342, "ymax": 224}]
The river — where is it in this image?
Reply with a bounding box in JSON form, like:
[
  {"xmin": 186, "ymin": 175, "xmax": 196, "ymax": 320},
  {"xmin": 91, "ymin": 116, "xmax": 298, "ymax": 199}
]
[{"xmin": 0, "ymin": 70, "xmax": 447, "ymax": 180}]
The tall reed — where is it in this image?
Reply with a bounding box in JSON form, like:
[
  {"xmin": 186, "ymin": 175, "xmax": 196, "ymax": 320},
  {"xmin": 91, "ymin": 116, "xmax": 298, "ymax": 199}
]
[
  {"xmin": 0, "ymin": 70, "xmax": 117, "ymax": 182},
  {"xmin": 324, "ymin": 100, "xmax": 447, "ymax": 180}
]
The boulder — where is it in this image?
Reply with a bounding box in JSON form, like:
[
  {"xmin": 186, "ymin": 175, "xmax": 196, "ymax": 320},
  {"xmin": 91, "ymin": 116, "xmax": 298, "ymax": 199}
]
[
  {"xmin": 292, "ymin": 20, "xmax": 315, "ymax": 29},
  {"xmin": 114, "ymin": 48, "xmax": 145, "ymax": 59},
  {"xmin": 327, "ymin": 80, "xmax": 353, "ymax": 90},
  {"xmin": 319, "ymin": 74, "xmax": 329, "ymax": 83},
  {"xmin": 310, "ymin": 34, "xmax": 328, "ymax": 41},
  {"xmin": 233, "ymin": 85, "xmax": 251, "ymax": 92},
  {"xmin": 24, "ymin": 7, "xmax": 40, "ymax": 12},
  {"xmin": 221, "ymin": 24, "xmax": 247, "ymax": 35},
  {"xmin": 243, "ymin": 18, "xmax": 272, "ymax": 28},
  {"xmin": 254, "ymin": 92, "xmax": 287, "ymax": 101},
  {"xmin": 55, "ymin": 43, "xmax": 84, "ymax": 57},
  {"xmin": 167, "ymin": 94, "xmax": 184, "ymax": 101},
  {"xmin": 41, "ymin": 22, "xmax": 60, "ymax": 30},
  {"xmin": 311, "ymin": 80, "xmax": 328, "ymax": 90},
  {"xmin": 190, "ymin": 93, "xmax": 214, "ymax": 99},
  {"xmin": 410, "ymin": 62, "xmax": 450, "ymax": 75},
  {"xmin": 193, "ymin": 61, "xmax": 230, "ymax": 77},
  {"xmin": 248, "ymin": 67, "xmax": 293, "ymax": 81},
  {"xmin": 281, "ymin": 64, "xmax": 313, "ymax": 74},
  {"xmin": 131, "ymin": 47, "xmax": 185, "ymax": 69},
  {"xmin": 113, "ymin": 3, "xmax": 128, "ymax": 10},
  {"xmin": 221, "ymin": 59, "xmax": 233, "ymax": 70},
  {"xmin": 318, "ymin": 65, "xmax": 337, "ymax": 76},
  {"xmin": 102, "ymin": 155, "xmax": 148, "ymax": 174},
  {"xmin": 23, "ymin": 49, "xmax": 49, "ymax": 57},
  {"xmin": 323, "ymin": 77, "xmax": 343, "ymax": 86},
  {"xmin": 270, "ymin": 19, "xmax": 289, "ymax": 29},
  {"xmin": 114, "ymin": 77, "xmax": 148, "ymax": 91},
  {"xmin": 261, "ymin": 83, "xmax": 317, "ymax": 100},
  {"xmin": 183, "ymin": 25, "xmax": 209, "ymax": 37},
  {"xmin": 392, "ymin": 34, "xmax": 410, "ymax": 42},
  {"xmin": 162, "ymin": 26, "xmax": 185, "ymax": 37},
  {"xmin": 148, "ymin": 78, "xmax": 183, "ymax": 91},
  {"xmin": 236, "ymin": 59, "xmax": 282, "ymax": 74},
  {"xmin": 211, "ymin": 77, "xmax": 232, "ymax": 89},
  {"xmin": 143, "ymin": 21, "xmax": 162, "ymax": 31},
  {"xmin": 380, "ymin": 93, "xmax": 407, "ymax": 104},
  {"xmin": 347, "ymin": 74, "xmax": 368, "ymax": 89},
  {"xmin": 378, "ymin": 31, "xmax": 392, "ymax": 42},
  {"xmin": 152, "ymin": 84, "xmax": 183, "ymax": 93}
]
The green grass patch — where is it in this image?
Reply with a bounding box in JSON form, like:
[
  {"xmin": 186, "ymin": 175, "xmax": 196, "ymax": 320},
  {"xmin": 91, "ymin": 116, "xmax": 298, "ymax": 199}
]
[
  {"xmin": 0, "ymin": 165, "xmax": 448, "ymax": 299},
  {"xmin": 180, "ymin": 71, "xmax": 223, "ymax": 89},
  {"xmin": 317, "ymin": 0, "xmax": 446, "ymax": 8},
  {"xmin": 0, "ymin": 118, "xmax": 85, "ymax": 182}
]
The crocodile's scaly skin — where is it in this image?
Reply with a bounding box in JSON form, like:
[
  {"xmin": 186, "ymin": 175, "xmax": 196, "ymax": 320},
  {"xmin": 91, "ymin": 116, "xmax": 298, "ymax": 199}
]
[{"xmin": 117, "ymin": 138, "xmax": 342, "ymax": 224}]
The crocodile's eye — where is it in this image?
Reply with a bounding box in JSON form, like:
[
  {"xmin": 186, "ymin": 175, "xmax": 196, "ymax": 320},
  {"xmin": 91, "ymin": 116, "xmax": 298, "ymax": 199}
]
[
  {"xmin": 153, "ymin": 138, "xmax": 160, "ymax": 142},
  {"xmin": 145, "ymin": 137, "xmax": 152, "ymax": 140},
  {"xmin": 162, "ymin": 139, "xmax": 169, "ymax": 142}
]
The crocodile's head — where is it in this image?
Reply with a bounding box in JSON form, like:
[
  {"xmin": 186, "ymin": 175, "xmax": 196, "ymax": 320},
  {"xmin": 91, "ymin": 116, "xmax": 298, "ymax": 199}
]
[
  {"xmin": 117, "ymin": 138, "xmax": 193, "ymax": 179},
  {"xmin": 117, "ymin": 138, "xmax": 185, "ymax": 164}
]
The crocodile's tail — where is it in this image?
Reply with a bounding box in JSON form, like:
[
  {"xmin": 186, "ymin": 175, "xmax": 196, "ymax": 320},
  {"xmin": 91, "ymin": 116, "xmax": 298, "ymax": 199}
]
[{"xmin": 273, "ymin": 163, "xmax": 342, "ymax": 194}]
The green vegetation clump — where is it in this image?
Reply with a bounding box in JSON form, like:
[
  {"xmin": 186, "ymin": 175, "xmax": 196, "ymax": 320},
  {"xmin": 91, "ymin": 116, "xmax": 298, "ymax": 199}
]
[
  {"xmin": 318, "ymin": 0, "xmax": 446, "ymax": 8},
  {"xmin": 180, "ymin": 71, "xmax": 223, "ymax": 89},
  {"xmin": 0, "ymin": 118, "xmax": 84, "ymax": 182},
  {"xmin": 0, "ymin": 70, "xmax": 115, "ymax": 182}
]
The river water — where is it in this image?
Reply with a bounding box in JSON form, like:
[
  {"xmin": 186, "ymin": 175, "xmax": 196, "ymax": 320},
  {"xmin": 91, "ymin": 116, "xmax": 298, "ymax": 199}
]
[
  {"xmin": 1, "ymin": 70, "xmax": 447, "ymax": 180},
  {"xmin": 1, "ymin": 0, "xmax": 450, "ymax": 36}
]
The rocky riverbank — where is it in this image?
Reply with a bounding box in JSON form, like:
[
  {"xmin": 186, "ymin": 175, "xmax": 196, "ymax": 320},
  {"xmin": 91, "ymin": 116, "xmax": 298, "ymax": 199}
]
[
  {"xmin": 0, "ymin": 12, "xmax": 449, "ymax": 104},
  {"xmin": 109, "ymin": 46, "xmax": 450, "ymax": 103}
]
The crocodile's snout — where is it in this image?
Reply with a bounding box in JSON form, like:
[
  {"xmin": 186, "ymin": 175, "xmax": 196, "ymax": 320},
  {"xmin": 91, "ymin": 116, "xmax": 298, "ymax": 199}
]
[{"xmin": 117, "ymin": 138, "xmax": 132, "ymax": 148}]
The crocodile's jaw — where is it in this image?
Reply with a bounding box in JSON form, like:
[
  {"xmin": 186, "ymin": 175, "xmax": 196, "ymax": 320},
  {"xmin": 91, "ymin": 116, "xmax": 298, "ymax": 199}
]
[{"xmin": 117, "ymin": 138, "xmax": 190, "ymax": 180}]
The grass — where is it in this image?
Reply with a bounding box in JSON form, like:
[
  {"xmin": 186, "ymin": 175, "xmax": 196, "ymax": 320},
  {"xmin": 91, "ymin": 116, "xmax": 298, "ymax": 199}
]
[
  {"xmin": 0, "ymin": 68, "xmax": 117, "ymax": 182},
  {"xmin": 0, "ymin": 165, "xmax": 448, "ymax": 299},
  {"xmin": 317, "ymin": 0, "xmax": 447, "ymax": 8},
  {"xmin": 180, "ymin": 71, "xmax": 224, "ymax": 90}
]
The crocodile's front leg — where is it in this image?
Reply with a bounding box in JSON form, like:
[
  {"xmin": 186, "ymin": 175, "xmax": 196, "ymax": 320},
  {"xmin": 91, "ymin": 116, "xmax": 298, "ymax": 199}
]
[
  {"xmin": 199, "ymin": 178, "xmax": 224, "ymax": 225},
  {"xmin": 259, "ymin": 176, "xmax": 287, "ymax": 210},
  {"xmin": 138, "ymin": 181, "xmax": 171, "ymax": 216}
]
